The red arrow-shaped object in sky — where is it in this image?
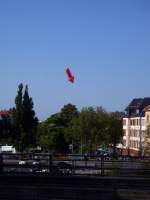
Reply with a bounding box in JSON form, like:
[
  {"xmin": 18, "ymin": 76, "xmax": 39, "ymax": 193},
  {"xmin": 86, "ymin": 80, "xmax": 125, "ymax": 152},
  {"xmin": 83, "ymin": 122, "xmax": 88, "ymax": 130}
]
[{"xmin": 66, "ymin": 68, "xmax": 74, "ymax": 83}]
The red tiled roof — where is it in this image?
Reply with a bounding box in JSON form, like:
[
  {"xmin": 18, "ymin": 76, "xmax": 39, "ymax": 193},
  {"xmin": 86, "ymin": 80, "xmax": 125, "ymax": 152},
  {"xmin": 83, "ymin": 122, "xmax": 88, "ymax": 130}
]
[{"xmin": 0, "ymin": 110, "xmax": 12, "ymax": 116}]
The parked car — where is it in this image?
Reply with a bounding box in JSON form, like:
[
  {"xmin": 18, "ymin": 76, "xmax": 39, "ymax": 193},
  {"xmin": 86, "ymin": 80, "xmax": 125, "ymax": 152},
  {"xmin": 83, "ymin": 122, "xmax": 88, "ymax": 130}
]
[
  {"xmin": 18, "ymin": 160, "xmax": 26, "ymax": 165},
  {"xmin": 95, "ymin": 149, "xmax": 114, "ymax": 160}
]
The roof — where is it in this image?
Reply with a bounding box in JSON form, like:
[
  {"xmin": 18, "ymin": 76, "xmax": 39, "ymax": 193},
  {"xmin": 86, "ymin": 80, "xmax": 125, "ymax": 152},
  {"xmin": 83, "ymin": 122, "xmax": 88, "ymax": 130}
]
[
  {"xmin": 0, "ymin": 110, "xmax": 12, "ymax": 116},
  {"xmin": 140, "ymin": 97, "xmax": 150, "ymax": 109},
  {"xmin": 144, "ymin": 105, "xmax": 150, "ymax": 112},
  {"xmin": 125, "ymin": 97, "xmax": 150, "ymax": 111}
]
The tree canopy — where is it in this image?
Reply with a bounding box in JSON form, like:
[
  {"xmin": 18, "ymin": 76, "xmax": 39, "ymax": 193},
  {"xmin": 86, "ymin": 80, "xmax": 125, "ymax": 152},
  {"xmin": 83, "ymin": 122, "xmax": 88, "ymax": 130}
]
[
  {"xmin": 143, "ymin": 125, "xmax": 150, "ymax": 156},
  {"xmin": 37, "ymin": 104, "xmax": 78, "ymax": 153},
  {"xmin": 0, "ymin": 84, "xmax": 123, "ymax": 154},
  {"xmin": 12, "ymin": 83, "xmax": 38, "ymax": 151},
  {"xmin": 37, "ymin": 105, "xmax": 123, "ymax": 154}
]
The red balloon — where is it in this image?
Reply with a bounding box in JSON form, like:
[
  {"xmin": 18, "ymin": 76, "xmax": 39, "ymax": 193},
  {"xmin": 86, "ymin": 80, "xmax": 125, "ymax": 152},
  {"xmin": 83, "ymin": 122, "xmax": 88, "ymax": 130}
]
[{"xmin": 66, "ymin": 68, "xmax": 74, "ymax": 83}]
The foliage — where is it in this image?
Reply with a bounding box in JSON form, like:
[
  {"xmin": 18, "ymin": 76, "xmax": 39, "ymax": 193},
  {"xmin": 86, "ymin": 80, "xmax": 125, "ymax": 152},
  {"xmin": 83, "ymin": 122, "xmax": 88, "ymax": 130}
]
[
  {"xmin": 38, "ymin": 104, "xmax": 122, "ymax": 154},
  {"xmin": 107, "ymin": 112, "xmax": 123, "ymax": 157},
  {"xmin": 143, "ymin": 125, "xmax": 150, "ymax": 156},
  {"xmin": 68, "ymin": 107, "xmax": 109, "ymax": 153},
  {"xmin": 37, "ymin": 104, "xmax": 79, "ymax": 153},
  {"xmin": 60, "ymin": 103, "xmax": 79, "ymax": 126},
  {"xmin": 12, "ymin": 84, "xmax": 38, "ymax": 151},
  {"xmin": 0, "ymin": 110, "xmax": 14, "ymax": 144},
  {"xmin": 12, "ymin": 83, "xmax": 23, "ymax": 146},
  {"xmin": 0, "ymin": 84, "xmax": 124, "ymax": 154},
  {"xmin": 37, "ymin": 113, "xmax": 68, "ymax": 153}
]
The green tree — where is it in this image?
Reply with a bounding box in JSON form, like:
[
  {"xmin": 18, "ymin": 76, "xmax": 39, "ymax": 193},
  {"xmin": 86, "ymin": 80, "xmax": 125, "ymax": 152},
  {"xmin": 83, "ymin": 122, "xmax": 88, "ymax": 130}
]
[
  {"xmin": 12, "ymin": 84, "xmax": 38, "ymax": 151},
  {"xmin": 60, "ymin": 104, "xmax": 78, "ymax": 125},
  {"xmin": 37, "ymin": 105, "xmax": 123, "ymax": 155},
  {"xmin": 107, "ymin": 112, "xmax": 123, "ymax": 157},
  {"xmin": 0, "ymin": 110, "xmax": 14, "ymax": 144},
  {"xmin": 70, "ymin": 107, "xmax": 122, "ymax": 154},
  {"xmin": 143, "ymin": 125, "xmax": 150, "ymax": 156},
  {"xmin": 95, "ymin": 107, "xmax": 110, "ymax": 148},
  {"xmin": 37, "ymin": 104, "xmax": 78, "ymax": 153},
  {"xmin": 12, "ymin": 83, "xmax": 23, "ymax": 150},
  {"xmin": 21, "ymin": 85, "xmax": 38, "ymax": 151},
  {"xmin": 37, "ymin": 113, "xmax": 68, "ymax": 153},
  {"xmin": 60, "ymin": 104, "xmax": 79, "ymax": 146},
  {"xmin": 70, "ymin": 107, "xmax": 99, "ymax": 153}
]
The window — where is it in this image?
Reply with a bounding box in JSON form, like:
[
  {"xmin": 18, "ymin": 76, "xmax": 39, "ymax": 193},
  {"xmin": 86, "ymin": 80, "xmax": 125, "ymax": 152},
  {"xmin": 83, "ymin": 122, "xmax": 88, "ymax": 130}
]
[
  {"xmin": 123, "ymin": 119, "xmax": 126, "ymax": 125},
  {"xmin": 130, "ymin": 130, "xmax": 137, "ymax": 137},
  {"xmin": 142, "ymin": 119, "xmax": 145, "ymax": 126},
  {"xmin": 134, "ymin": 130, "xmax": 138, "ymax": 137},
  {"xmin": 134, "ymin": 119, "xmax": 136, "ymax": 125},
  {"xmin": 129, "ymin": 140, "xmax": 133, "ymax": 148},
  {"xmin": 131, "ymin": 130, "xmax": 134, "ymax": 137},
  {"xmin": 133, "ymin": 119, "xmax": 135, "ymax": 125},
  {"xmin": 123, "ymin": 139, "xmax": 126, "ymax": 146},
  {"xmin": 147, "ymin": 115, "xmax": 149, "ymax": 122},
  {"xmin": 133, "ymin": 140, "xmax": 136, "ymax": 148},
  {"xmin": 123, "ymin": 130, "xmax": 126, "ymax": 136},
  {"xmin": 136, "ymin": 130, "xmax": 138, "ymax": 137},
  {"xmin": 137, "ymin": 142, "xmax": 139, "ymax": 148},
  {"xmin": 137, "ymin": 131, "xmax": 140, "ymax": 137}
]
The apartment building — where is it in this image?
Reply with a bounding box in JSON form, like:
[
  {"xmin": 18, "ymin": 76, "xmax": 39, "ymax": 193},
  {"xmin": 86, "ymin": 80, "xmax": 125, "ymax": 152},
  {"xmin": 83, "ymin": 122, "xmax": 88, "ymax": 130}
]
[
  {"xmin": 143, "ymin": 105, "xmax": 150, "ymax": 156},
  {"xmin": 144, "ymin": 105, "xmax": 150, "ymax": 127},
  {"xmin": 122, "ymin": 98, "xmax": 150, "ymax": 156}
]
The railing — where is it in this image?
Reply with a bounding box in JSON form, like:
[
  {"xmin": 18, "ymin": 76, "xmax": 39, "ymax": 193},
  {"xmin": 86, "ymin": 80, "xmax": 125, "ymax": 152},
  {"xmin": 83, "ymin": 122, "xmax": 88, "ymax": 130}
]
[{"xmin": 0, "ymin": 153, "xmax": 150, "ymax": 177}]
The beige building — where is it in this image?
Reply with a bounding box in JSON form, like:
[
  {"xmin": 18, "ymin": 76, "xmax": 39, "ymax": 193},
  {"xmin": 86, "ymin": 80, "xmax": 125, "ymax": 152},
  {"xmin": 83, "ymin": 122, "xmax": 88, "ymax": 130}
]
[
  {"xmin": 143, "ymin": 105, "xmax": 150, "ymax": 156},
  {"xmin": 122, "ymin": 98, "xmax": 150, "ymax": 156},
  {"xmin": 144, "ymin": 105, "xmax": 150, "ymax": 127}
]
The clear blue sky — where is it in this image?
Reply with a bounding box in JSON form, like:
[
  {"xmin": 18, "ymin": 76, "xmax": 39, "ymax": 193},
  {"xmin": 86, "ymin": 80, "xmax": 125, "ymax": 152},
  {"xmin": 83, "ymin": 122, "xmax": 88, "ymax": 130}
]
[{"xmin": 0, "ymin": 0, "xmax": 150, "ymax": 120}]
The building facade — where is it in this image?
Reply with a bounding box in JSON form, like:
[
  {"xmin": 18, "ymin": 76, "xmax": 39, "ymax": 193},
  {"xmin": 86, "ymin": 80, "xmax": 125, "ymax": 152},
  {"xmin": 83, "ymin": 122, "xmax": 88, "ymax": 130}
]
[
  {"xmin": 144, "ymin": 105, "xmax": 150, "ymax": 127},
  {"xmin": 143, "ymin": 105, "xmax": 150, "ymax": 156},
  {"xmin": 122, "ymin": 98, "xmax": 150, "ymax": 156}
]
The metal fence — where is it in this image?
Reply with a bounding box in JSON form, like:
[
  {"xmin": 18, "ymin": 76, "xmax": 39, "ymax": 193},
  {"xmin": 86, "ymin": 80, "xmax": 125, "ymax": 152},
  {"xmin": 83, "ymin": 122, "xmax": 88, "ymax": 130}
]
[{"xmin": 0, "ymin": 153, "xmax": 150, "ymax": 177}]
